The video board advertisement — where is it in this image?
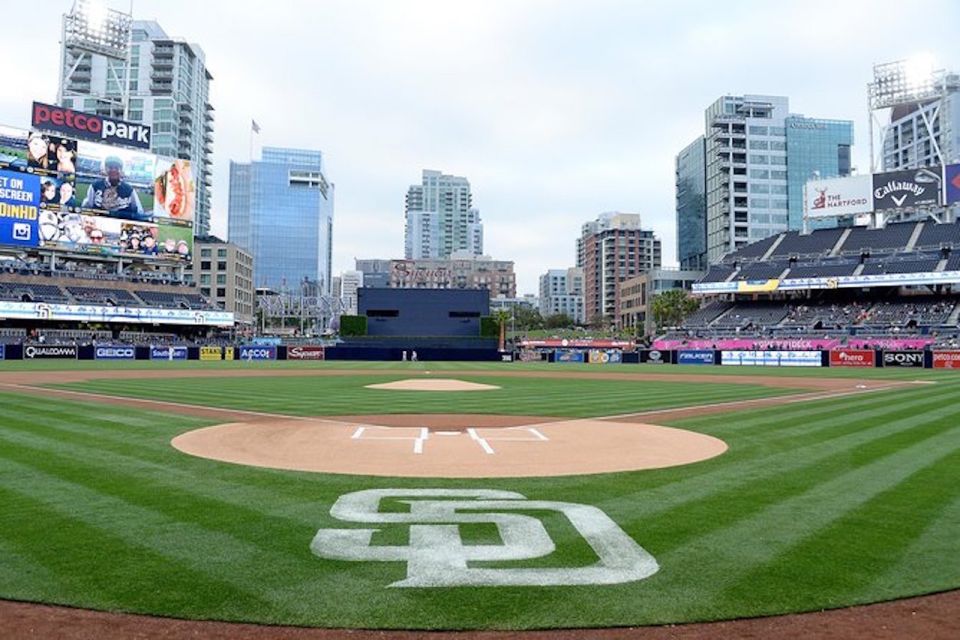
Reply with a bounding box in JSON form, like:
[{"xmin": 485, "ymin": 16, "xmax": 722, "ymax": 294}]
[
  {"xmin": 0, "ymin": 119, "xmax": 194, "ymax": 261},
  {"xmin": 0, "ymin": 169, "xmax": 41, "ymax": 248}
]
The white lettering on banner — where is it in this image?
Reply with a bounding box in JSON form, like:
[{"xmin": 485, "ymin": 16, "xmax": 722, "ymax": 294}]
[{"xmin": 311, "ymin": 489, "xmax": 659, "ymax": 588}]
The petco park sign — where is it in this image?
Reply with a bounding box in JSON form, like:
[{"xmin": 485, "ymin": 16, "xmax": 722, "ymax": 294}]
[
  {"xmin": 311, "ymin": 489, "xmax": 658, "ymax": 587},
  {"xmin": 32, "ymin": 101, "xmax": 152, "ymax": 150}
]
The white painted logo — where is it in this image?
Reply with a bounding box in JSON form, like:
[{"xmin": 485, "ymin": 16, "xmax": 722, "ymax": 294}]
[{"xmin": 310, "ymin": 489, "xmax": 659, "ymax": 588}]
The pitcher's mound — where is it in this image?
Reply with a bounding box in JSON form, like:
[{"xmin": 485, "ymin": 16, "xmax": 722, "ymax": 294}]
[{"xmin": 365, "ymin": 378, "xmax": 500, "ymax": 391}]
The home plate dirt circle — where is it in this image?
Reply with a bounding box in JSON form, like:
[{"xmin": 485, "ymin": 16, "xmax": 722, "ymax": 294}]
[{"xmin": 171, "ymin": 413, "xmax": 728, "ymax": 478}]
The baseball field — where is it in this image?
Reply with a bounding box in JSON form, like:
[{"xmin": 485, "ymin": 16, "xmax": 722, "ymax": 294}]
[{"xmin": 0, "ymin": 360, "xmax": 959, "ymax": 636}]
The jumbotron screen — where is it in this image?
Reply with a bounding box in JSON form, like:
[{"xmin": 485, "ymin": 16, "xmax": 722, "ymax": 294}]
[{"xmin": 0, "ymin": 123, "xmax": 194, "ymax": 261}]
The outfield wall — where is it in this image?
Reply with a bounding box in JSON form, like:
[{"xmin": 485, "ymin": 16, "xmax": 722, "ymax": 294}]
[{"xmin": 2, "ymin": 344, "xmax": 959, "ymax": 368}]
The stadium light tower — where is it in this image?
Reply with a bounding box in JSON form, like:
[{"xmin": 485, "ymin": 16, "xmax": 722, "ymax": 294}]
[
  {"xmin": 58, "ymin": 0, "xmax": 134, "ymax": 117},
  {"xmin": 867, "ymin": 55, "xmax": 950, "ymax": 172}
]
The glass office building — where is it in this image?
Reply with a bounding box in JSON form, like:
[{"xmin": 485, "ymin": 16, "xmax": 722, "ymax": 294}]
[
  {"xmin": 676, "ymin": 136, "xmax": 707, "ymax": 270},
  {"xmin": 228, "ymin": 147, "xmax": 334, "ymax": 293},
  {"xmin": 785, "ymin": 117, "xmax": 853, "ymax": 229}
]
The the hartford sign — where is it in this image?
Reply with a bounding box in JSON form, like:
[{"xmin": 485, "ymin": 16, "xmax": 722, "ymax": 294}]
[
  {"xmin": 31, "ymin": 101, "xmax": 152, "ymax": 150},
  {"xmin": 805, "ymin": 175, "xmax": 873, "ymax": 218}
]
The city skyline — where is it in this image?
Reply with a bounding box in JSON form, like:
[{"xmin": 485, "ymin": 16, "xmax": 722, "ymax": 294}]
[{"xmin": 1, "ymin": 0, "xmax": 958, "ymax": 294}]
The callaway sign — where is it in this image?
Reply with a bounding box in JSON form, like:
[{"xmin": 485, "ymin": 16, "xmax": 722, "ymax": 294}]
[
  {"xmin": 872, "ymin": 167, "xmax": 942, "ymax": 210},
  {"xmin": 312, "ymin": 489, "xmax": 658, "ymax": 587},
  {"xmin": 32, "ymin": 101, "xmax": 152, "ymax": 150}
]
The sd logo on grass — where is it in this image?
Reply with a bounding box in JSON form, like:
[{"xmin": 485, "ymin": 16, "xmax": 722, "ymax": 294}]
[{"xmin": 311, "ymin": 489, "xmax": 659, "ymax": 587}]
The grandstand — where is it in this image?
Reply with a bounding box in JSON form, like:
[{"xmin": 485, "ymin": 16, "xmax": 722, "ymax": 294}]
[{"xmin": 666, "ymin": 220, "xmax": 960, "ymax": 349}]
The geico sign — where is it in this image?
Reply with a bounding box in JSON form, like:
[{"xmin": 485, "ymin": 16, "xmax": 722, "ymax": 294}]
[
  {"xmin": 96, "ymin": 347, "xmax": 135, "ymax": 359},
  {"xmin": 32, "ymin": 101, "xmax": 152, "ymax": 149}
]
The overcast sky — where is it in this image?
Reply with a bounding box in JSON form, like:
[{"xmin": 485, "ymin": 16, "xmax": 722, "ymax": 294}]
[{"xmin": 2, "ymin": 0, "xmax": 958, "ymax": 293}]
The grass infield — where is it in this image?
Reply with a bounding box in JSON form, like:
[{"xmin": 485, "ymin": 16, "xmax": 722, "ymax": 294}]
[{"xmin": 0, "ymin": 361, "xmax": 958, "ymax": 629}]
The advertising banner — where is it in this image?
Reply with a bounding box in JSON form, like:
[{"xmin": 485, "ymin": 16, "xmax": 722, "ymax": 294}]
[
  {"xmin": 0, "ymin": 344, "xmax": 4, "ymax": 360},
  {"xmin": 947, "ymin": 164, "xmax": 960, "ymax": 205},
  {"xmin": 829, "ymin": 349, "xmax": 876, "ymax": 367},
  {"xmin": 654, "ymin": 337, "xmax": 933, "ymax": 351},
  {"xmin": 150, "ymin": 346, "xmax": 188, "ymax": 360},
  {"xmin": 721, "ymin": 350, "xmax": 821, "ymax": 367},
  {"xmin": 638, "ymin": 349, "xmax": 669, "ymax": 364},
  {"xmin": 0, "ymin": 168, "xmax": 40, "ymax": 248},
  {"xmin": 0, "ymin": 300, "xmax": 233, "ymax": 327},
  {"xmin": 555, "ymin": 349, "xmax": 585, "ymax": 363},
  {"xmin": 32, "ymin": 101, "xmax": 152, "ymax": 150},
  {"xmin": 873, "ymin": 166, "xmax": 942, "ymax": 209},
  {"xmin": 737, "ymin": 279, "xmax": 779, "ymax": 293},
  {"xmin": 588, "ymin": 349, "xmax": 622, "ymax": 364},
  {"xmin": 224, "ymin": 346, "xmax": 234, "ymax": 360},
  {"xmin": 287, "ymin": 345, "xmax": 325, "ymax": 360},
  {"xmin": 199, "ymin": 346, "xmax": 222, "ymax": 361},
  {"xmin": 678, "ymin": 350, "xmax": 715, "ymax": 365},
  {"xmin": 94, "ymin": 345, "xmax": 136, "ymax": 360},
  {"xmin": 932, "ymin": 351, "xmax": 960, "ymax": 369},
  {"xmin": 805, "ymin": 175, "xmax": 874, "ymax": 218},
  {"xmin": 881, "ymin": 350, "xmax": 924, "ymax": 368},
  {"xmin": 23, "ymin": 344, "xmax": 77, "ymax": 359},
  {"xmin": 239, "ymin": 345, "xmax": 276, "ymax": 361}
]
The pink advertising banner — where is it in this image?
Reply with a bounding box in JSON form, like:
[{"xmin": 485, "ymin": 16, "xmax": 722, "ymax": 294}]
[{"xmin": 653, "ymin": 337, "xmax": 933, "ymax": 351}]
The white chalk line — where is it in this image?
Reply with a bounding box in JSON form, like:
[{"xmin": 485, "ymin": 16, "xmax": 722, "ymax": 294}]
[
  {"xmin": 351, "ymin": 426, "xmax": 366, "ymax": 439},
  {"xmin": 467, "ymin": 428, "xmax": 495, "ymax": 455},
  {"xmin": 413, "ymin": 427, "xmax": 429, "ymax": 454}
]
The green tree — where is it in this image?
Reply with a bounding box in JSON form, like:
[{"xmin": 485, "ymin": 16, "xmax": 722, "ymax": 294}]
[
  {"xmin": 544, "ymin": 313, "xmax": 574, "ymax": 329},
  {"xmin": 493, "ymin": 309, "xmax": 511, "ymax": 351},
  {"xmin": 651, "ymin": 289, "xmax": 699, "ymax": 331},
  {"xmin": 512, "ymin": 305, "xmax": 544, "ymax": 331}
]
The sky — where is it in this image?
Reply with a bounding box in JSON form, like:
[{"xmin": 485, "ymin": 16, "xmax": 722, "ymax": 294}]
[{"xmin": 2, "ymin": 0, "xmax": 958, "ymax": 294}]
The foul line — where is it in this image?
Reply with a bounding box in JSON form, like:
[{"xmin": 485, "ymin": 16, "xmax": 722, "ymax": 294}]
[{"xmin": 413, "ymin": 427, "xmax": 429, "ymax": 454}]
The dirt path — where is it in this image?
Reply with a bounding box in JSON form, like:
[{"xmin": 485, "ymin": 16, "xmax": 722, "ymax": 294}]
[{"xmin": 0, "ymin": 367, "xmax": 953, "ymax": 638}]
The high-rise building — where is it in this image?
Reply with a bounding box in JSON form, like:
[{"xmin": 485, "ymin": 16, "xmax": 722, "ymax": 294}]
[
  {"xmin": 58, "ymin": 11, "xmax": 215, "ymax": 235},
  {"xmin": 340, "ymin": 270, "xmax": 363, "ymax": 315},
  {"xmin": 785, "ymin": 116, "xmax": 852, "ymax": 229},
  {"xmin": 538, "ymin": 267, "xmax": 584, "ymax": 324},
  {"xmin": 576, "ymin": 213, "xmax": 661, "ymax": 326},
  {"xmin": 685, "ymin": 95, "xmax": 853, "ymax": 264},
  {"xmin": 878, "ymin": 70, "xmax": 960, "ymax": 170},
  {"xmin": 404, "ymin": 170, "xmax": 483, "ymax": 259},
  {"xmin": 228, "ymin": 147, "xmax": 334, "ymax": 292},
  {"xmin": 676, "ymin": 136, "xmax": 707, "ymax": 271},
  {"xmin": 186, "ymin": 236, "xmax": 255, "ymax": 325}
]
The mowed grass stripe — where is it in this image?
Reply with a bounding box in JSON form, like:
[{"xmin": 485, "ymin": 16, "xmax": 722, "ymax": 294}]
[
  {"xmin": 638, "ymin": 408, "xmax": 960, "ymax": 621},
  {"xmin": 0, "ymin": 443, "xmax": 385, "ymax": 623},
  {"xmin": 592, "ymin": 385, "xmax": 960, "ymax": 521},
  {"xmin": 59, "ymin": 375, "xmax": 795, "ymax": 417},
  {"xmin": 717, "ymin": 442, "xmax": 960, "ymax": 614}
]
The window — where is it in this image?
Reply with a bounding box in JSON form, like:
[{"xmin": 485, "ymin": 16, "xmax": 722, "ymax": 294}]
[
  {"xmin": 750, "ymin": 198, "xmax": 770, "ymax": 208},
  {"xmin": 769, "ymin": 156, "xmax": 787, "ymax": 165},
  {"xmin": 769, "ymin": 126, "xmax": 786, "ymax": 136},
  {"xmin": 200, "ymin": 274, "xmax": 211, "ymax": 284},
  {"xmin": 771, "ymin": 184, "xmax": 788, "ymax": 195},
  {"xmin": 217, "ymin": 288, "xmax": 226, "ymax": 298},
  {"xmin": 769, "ymin": 141, "xmax": 786, "ymax": 151},
  {"xmin": 201, "ymin": 248, "xmax": 211, "ymax": 257},
  {"xmin": 749, "ymin": 155, "xmax": 769, "ymax": 164},
  {"xmin": 750, "ymin": 184, "xmax": 770, "ymax": 193},
  {"xmin": 217, "ymin": 261, "xmax": 227, "ymax": 270},
  {"xmin": 217, "ymin": 248, "xmax": 227, "ymax": 258},
  {"xmin": 200, "ymin": 261, "xmax": 211, "ymax": 270},
  {"xmin": 749, "ymin": 126, "xmax": 768, "ymax": 135},
  {"xmin": 750, "ymin": 169, "xmax": 769, "ymax": 179},
  {"xmin": 749, "ymin": 140, "xmax": 769, "ymax": 150},
  {"xmin": 216, "ymin": 274, "xmax": 227, "ymax": 285},
  {"xmin": 770, "ymin": 170, "xmax": 788, "ymax": 180}
]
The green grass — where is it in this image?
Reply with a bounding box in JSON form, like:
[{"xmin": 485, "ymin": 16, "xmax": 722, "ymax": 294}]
[{"xmin": 0, "ymin": 366, "xmax": 958, "ymax": 629}]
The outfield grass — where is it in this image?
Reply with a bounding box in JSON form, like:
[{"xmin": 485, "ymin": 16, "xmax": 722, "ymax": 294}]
[{"xmin": 0, "ymin": 368, "xmax": 959, "ymax": 629}]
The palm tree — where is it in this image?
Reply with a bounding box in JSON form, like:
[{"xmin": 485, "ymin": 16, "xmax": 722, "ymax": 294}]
[{"xmin": 493, "ymin": 308, "xmax": 511, "ymax": 352}]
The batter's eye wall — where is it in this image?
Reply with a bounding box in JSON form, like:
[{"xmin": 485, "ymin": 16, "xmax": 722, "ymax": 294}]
[{"xmin": 358, "ymin": 287, "xmax": 489, "ymax": 337}]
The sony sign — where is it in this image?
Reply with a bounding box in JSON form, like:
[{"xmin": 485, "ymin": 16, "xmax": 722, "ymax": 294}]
[
  {"xmin": 31, "ymin": 101, "xmax": 152, "ymax": 150},
  {"xmin": 882, "ymin": 350, "xmax": 924, "ymax": 368}
]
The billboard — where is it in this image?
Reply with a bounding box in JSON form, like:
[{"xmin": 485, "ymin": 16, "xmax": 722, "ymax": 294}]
[
  {"xmin": 588, "ymin": 349, "xmax": 622, "ymax": 364},
  {"xmin": 23, "ymin": 344, "xmax": 77, "ymax": 359},
  {"xmin": 829, "ymin": 349, "xmax": 875, "ymax": 367},
  {"xmin": 721, "ymin": 350, "xmax": 821, "ymax": 367},
  {"xmin": 95, "ymin": 345, "xmax": 136, "ymax": 360},
  {"xmin": 947, "ymin": 164, "xmax": 960, "ymax": 205},
  {"xmin": 805, "ymin": 175, "xmax": 873, "ymax": 218},
  {"xmin": 150, "ymin": 346, "xmax": 188, "ymax": 360},
  {"xmin": 32, "ymin": 101, "xmax": 151, "ymax": 150},
  {"xmin": 238, "ymin": 345, "xmax": 277, "ymax": 361},
  {"xmin": 677, "ymin": 350, "xmax": 715, "ymax": 365},
  {"xmin": 0, "ymin": 299, "xmax": 233, "ymax": 326},
  {"xmin": 199, "ymin": 346, "xmax": 223, "ymax": 361},
  {"xmin": 881, "ymin": 350, "xmax": 923, "ymax": 368},
  {"xmin": 287, "ymin": 345, "xmax": 325, "ymax": 360},
  {"xmin": 873, "ymin": 166, "xmax": 942, "ymax": 209},
  {"xmin": 0, "ymin": 344, "xmax": 4, "ymax": 360},
  {"xmin": 638, "ymin": 349, "xmax": 669, "ymax": 364},
  {"xmin": 0, "ymin": 169, "xmax": 40, "ymax": 248},
  {"xmin": 932, "ymin": 351, "xmax": 960, "ymax": 369},
  {"xmin": 0, "ymin": 125, "xmax": 28, "ymax": 171},
  {"xmin": 555, "ymin": 349, "xmax": 585, "ymax": 363}
]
